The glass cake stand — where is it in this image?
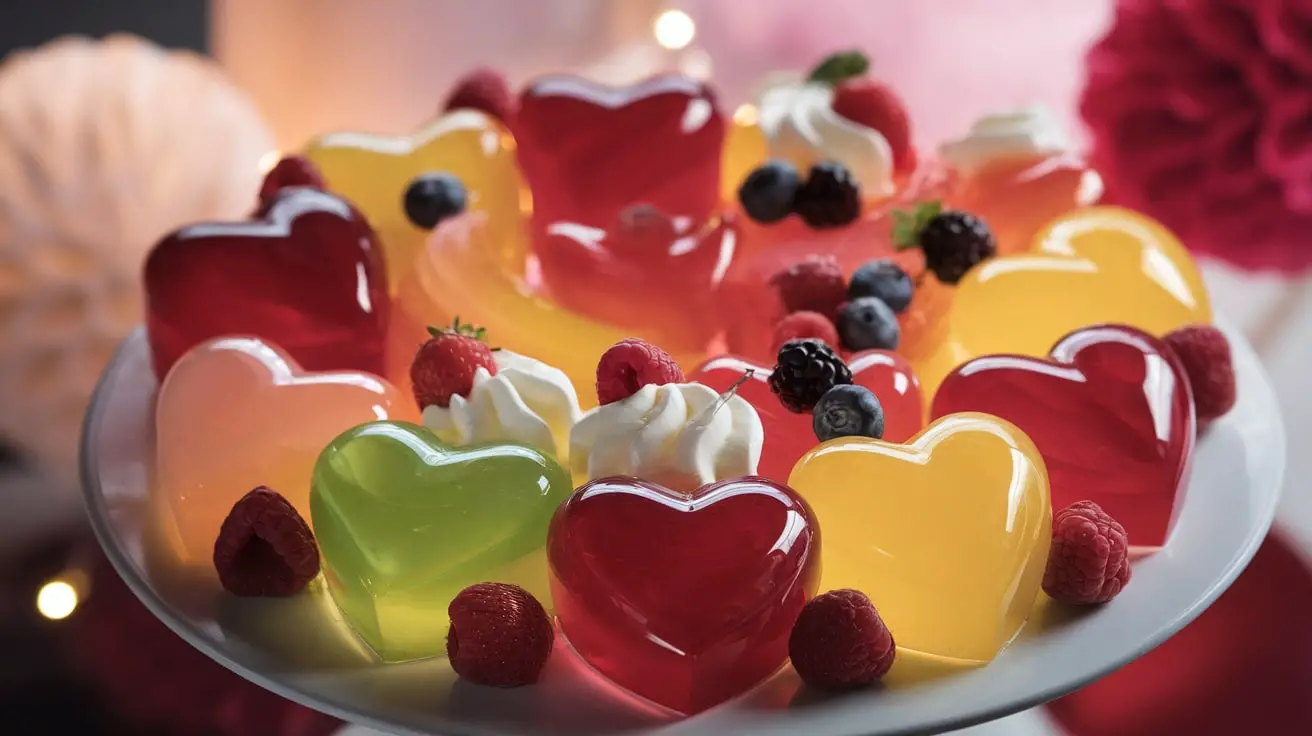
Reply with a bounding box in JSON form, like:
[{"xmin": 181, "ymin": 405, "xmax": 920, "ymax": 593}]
[{"xmin": 79, "ymin": 322, "xmax": 1284, "ymax": 736}]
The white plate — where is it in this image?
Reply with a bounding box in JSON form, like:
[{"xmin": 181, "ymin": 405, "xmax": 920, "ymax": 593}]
[{"xmin": 80, "ymin": 324, "xmax": 1284, "ymax": 736}]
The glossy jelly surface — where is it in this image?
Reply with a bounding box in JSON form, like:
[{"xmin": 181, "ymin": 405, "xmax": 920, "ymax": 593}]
[
  {"xmin": 932, "ymin": 324, "xmax": 1195, "ymax": 551},
  {"xmin": 548, "ymin": 476, "xmax": 820, "ymax": 714},
  {"xmin": 143, "ymin": 187, "xmax": 389, "ymax": 379},
  {"xmin": 911, "ymin": 206, "xmax": 1213, "ymax": 399},
  {"xmin": 154, "ymin": 337, "xmax": 418, "ymax": 563},
  {"xmin": 516, "ymin": 74, "xmax": 724, "ymax": 230},
  {"xmin": 788, "ymin": 413, "xmax": 1052, "ymax": 665},
  {"xmin": 311, "ymin": 421, "xmax": 572, "ymax": 662},
  {"xmin": 304, "ymin": 110, "xmax": 525, "ymax": 294},
  {"xmin": 691, "ymin": 351, "xmax": 924, "ymax": 482}
]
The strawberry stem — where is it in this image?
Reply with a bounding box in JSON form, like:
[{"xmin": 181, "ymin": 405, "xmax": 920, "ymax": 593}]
[
  {"xmin": 425, "ymin": 316, "xmax": 492, "ymax": 343},
  {"xmin": 807, "ymin": 50, "xmax": 869, "ymax": 86}
]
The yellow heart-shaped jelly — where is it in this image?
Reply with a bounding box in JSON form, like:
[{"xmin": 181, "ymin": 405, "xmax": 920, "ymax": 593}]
[
  {"xmin": 788, "ymin": 413, "xmax": 1052, "ymax": 666},
  {"xmin": 303, "ymin": 110, "xmax": 525, "ymax": 294},
  {"xmin": 912, "ymin": 206, "xmax": 1212, "ymax": 398}
]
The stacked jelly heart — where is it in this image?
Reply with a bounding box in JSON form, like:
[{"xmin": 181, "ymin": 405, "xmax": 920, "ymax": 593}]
[{"xmin": 138, "ymin": 49, "xmax": 1239, "ymax": 720}]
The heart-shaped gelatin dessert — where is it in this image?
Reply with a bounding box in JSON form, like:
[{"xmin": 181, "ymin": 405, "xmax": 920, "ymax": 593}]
[
  {"xmin": 931, "ymin": 324, "xmax": 1195, "ymax": 552},
  {"xmin": 155, "ymin": 337, "xmax": 419, "ymax": 563},
  {"xmin": 548, "ymin": 476, "xmax": 820, "ymax": 714},
  {"xmin": 144, "ymin": 187, "xmax": 389, "ymax": 379},
  {"xmin": 516, "ymin": 74, "xmax": 725, "ymax": 229},
  {"xmin": 910, "ymin": 206, "xmax": 1212, "ymax": 398},
  {"xmin": 311, "ymin": 421, "xmax": 571, "ymax": 662},
  {"xmin": 788, "ymin": 413, "xmax": 1051, "ymax": 665},
  {"xmin": 692, "ymin": 351, "xmax": 924, "ymax": 482}
]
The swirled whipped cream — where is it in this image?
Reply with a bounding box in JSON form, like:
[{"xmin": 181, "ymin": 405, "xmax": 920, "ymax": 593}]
[
  {"xmin": 938, "ymin": 106, "xmax": 1073, "ymax": 175},
  {"xmin": 570, "ymin": 382, "xmax": 764, "ymax": 493},
  {"xmin": 422, "ymin": 350, "xmax": 582, "ymax": 460},
  {"xmin": 758, "ymin": 81, "xmax": 895, "ymax": 197}
]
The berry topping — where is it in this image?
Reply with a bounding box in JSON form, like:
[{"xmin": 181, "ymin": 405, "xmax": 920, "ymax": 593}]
[
  {"xmin": 848, "ymin": 259, "xmax": 914, "ymax": 314},
  {"xmin": 769, "ymin": 338, "xmax": 853, "ymax": 413},
  {"xmin": 893, "ymin": 201, "xmax": 997, "ymax": 284},
  {"xmin": 612, "ymin": 203, "xmax": 679, "ymax": 256},
  {"xmin": 258, "ymin": 155, "xmax": 326, "ymax": 211},
  {"xmin": 772, "ymin": 311, "xmax": 840, "ymax": 355},
  {"xmin": 770, "ymin": 254, "xmax": 848, "ymax": 318},
  {"xmin": 832, "ymin": 78, "xmax": 915, "ymax": 175},
  {"xmin": 837, "ymin": 296, "xmax": 901, "ymax": 351},
  {"xmin": 213, "ymin": 487, "xmax": 319, "ymax": 597},
  {"xmin": 813, "ymin": 385, "xmax": 885, "ymax": 441},
  {"xmin": 1043, "ymin": 501, "xmax": 1132, "ymax": 605},
  {"xmin": 410, "ymin": 317, "xmax": 498, "ymax": 409},
  {"xmin": 738, "ymin": 159, "xmax": 802, "ymax": 224},
  {"xmin": 793, "ymin": 161, "xmax": 862, "ymax": 229},
  {"xmin": 1163, "ymin": 324, "xmax": 1236, "ymax": 425},
  {"xmin": 447, "ymin": 582, "xmax": 554, "ymax": 687},
  {"xmin": 442, "ymin": 67, "xmax": 516, "ymax": 126},
  {"xmin": 596, "ymin": 338, "xmax": 685, "ymax": 406},
  {"xmin": 789, "ymin": 589, "xmax": 895, "ymax": 690},
  {"xmin": 403, "ymin": 172, "xmax": 468, "ymax": 230}
]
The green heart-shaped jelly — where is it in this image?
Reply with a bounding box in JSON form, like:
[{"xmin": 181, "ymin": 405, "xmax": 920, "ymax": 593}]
[{"xmin": 310, "ymin": 420, "xmax": 572, "ymax": 661}]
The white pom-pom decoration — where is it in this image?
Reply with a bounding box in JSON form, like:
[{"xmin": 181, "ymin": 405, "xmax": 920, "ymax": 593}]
[{"xmin": 0, "ymin": 35, "xmax": 275, "ymax": 488}]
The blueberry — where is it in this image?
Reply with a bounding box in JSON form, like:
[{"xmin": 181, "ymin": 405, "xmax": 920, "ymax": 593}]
[
  {"xmin": 848, "ymin": 259, "xmax": 914, "ymax": 314},
  {"xmin": 813, "ymin": 385, "xmax": 885, "ymax": 441},
  {"xmin": 404, "ymin": 172, "xmax": 467, "ymax": 230},
  {"xmin": 738, "ymin": 160, "xmax": 801, "ymax": 224},
  {"xmin": 837, "ymin": 297, "xmax": 901, "ymax": 351}
]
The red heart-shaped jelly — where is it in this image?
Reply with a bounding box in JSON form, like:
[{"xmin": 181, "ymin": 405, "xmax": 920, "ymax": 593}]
[
  {"xmin": 931, "ymin": 324, "xmax": 1196, "ymax": 552},
  {"xmin": 144, "ymin": 187, "xmax": 389, "ymax": 379},
  {"xmin": 515, "ymin": 74, "xmax": 724, "ymax": 230},
  {"xmin": 692, "ymin": 351, "xmax": 925, "ymax": 482},
  {"xmin": 548, "ymin": 476, "xmax": 820, "ymax": 714}
]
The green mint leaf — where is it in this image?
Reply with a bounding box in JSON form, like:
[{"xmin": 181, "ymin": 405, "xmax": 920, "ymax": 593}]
[{"xmin": 806, "ymin": 50, "xmax": 870, "ymax": 87}]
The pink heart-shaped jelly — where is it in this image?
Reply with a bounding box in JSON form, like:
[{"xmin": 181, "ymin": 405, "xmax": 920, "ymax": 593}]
[
  {"xmin": 692, "ymin": 351, "xmax": 925, "ymax": 482},
  {"xmin": 931, "ymin": 324, "xmax": 1196, "ymax": 552}
]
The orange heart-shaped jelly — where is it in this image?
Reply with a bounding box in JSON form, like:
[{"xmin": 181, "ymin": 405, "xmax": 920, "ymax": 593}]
[
  {"xmin": 788, "ymin": 413, "xmax": 1052, "ymax": 666},
  {"xmin": 154, "ymin": 336, "xmax": 419, "ymax": 563}
]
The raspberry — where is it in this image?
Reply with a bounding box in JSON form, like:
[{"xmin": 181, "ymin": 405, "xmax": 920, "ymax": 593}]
[
  {"xmin": 770, "ymin": 254, "xmax": 848, "ymax": 318},
  {"xmin": 769, "ymin": 338, "xmax": 853, "ymax": 413},
  {"xmin": 442, "ymin": 67, "xmax": 516, "ymax": 126},
  {"xmin": 793, "ymin": 162, "xmax": 862, "ymax": 229},
  {"xmin": 1043, "ymin": 500, "xmax": 1132, "ymax": 605},
  {"xmin": 789, "ymin": 589, "xmax": 895, "ymax": 690},
  {"xmin": 772, "ymin": 311, "xmax": 839, "ymax": 354},
  {"xmin": 1163, "ymin": 324, "xmax": 1236, "ymax": 425},
  {"xmin": 831, "ymin": 79, "xmax": 915, "ymax": 175},
  {"xmin": 213, "ymin": 487, "xmax": 319, "ymax": 597},
  {"xmin": 447, "ymin": 583, "xmax": 553, "ymax": 687},
  {"xmin": 595, "ymin": 338, "xmax": 685, "ymax": 405},
  {"xmin": 256, "ymin": 155, "xmax": 325, "ymax": 214},
  {"xmin": 410, "ymin": 318, "xmax": 498, "ymax": 409}
]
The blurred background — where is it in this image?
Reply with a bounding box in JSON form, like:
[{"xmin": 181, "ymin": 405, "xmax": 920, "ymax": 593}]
[{"xmin": 3, "ymin": 1, "xmax": 1311, "ymax": 734}]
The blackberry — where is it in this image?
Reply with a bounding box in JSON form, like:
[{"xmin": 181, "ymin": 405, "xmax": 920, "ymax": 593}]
[
  {"xmin": 919, "ymin": 210, "xmax": 996, "ymax": 284},
  {"xmin": 768, "ymin": 338, "xmax": 853, "ymax": 413},
  {"xmin": 793, "ymin": 162, "xmax": 861, "ymax": 229}
]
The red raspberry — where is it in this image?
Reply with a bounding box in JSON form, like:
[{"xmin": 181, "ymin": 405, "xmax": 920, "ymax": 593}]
[
  {"xmin": 447, "ymin": 583, "xmax": 554, "ymax": 687},
  {"xmin": 213, "ymin": 487, "xmax": 319, "ymax": 597},
  {"xmin": 1163, "ymin": 324, "xmax": 1236, "ymax": 425},
  {"xmin": 595, "ymin": 338, "xmax": 685, "ymax": 405},
  {"xmin": 256, "ymin": 155, "xmax": 326, "ymax": 215},
  {"xmin": 789, "ymin": 589, "xmax": 896, "ymax": 690},
  {"xmin": 410, "ymin": 319, "xmax": 498, "ymax": 409},
  {"xmin": 772, "ymin": 311, "xmax": 839, "ymax": 354},
  {"xmin": 1043, "ymin": 500, "xmax": 1132, "ymax": 605},
  {"xmin": 770, "ymin": 255, "xmax": 848, "ymax": 318},
  {"xmin": 442, "ymin": 67, "xmax": 516, "ymax": 127},
  {"xmin": 831, "ymin": 79, "xmax": 916, "ymax": 175}
]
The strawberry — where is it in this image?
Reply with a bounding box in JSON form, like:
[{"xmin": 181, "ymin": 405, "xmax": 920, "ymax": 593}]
[
  {"xmin": 832, "ymin": 79, "xmax": 916, "ymax": 175},
  {"xmin": 442, "ymin": 67, "xmax": 516, "ymax": 127},
  {"xmin": 410, "ymin": 318, "xmax": 498, "ymax": 409}
]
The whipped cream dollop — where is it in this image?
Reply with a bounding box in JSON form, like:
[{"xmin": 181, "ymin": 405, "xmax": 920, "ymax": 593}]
[
  {"xmin": 570, "ymin": 382, "xmax": 764, "ymax": 492},
  {"xmin": 758, "ymin": 81, "xmax": 895, "ymax": 198},
  {"xmin": 938, "ymin": 106, "xmax": 1073, "ymax": 175},
  {"xmin": 422, "ymin": 350, "xmax": 582, "ymax": 459}
]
